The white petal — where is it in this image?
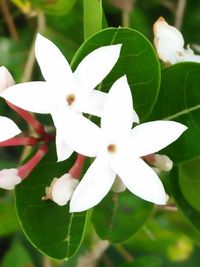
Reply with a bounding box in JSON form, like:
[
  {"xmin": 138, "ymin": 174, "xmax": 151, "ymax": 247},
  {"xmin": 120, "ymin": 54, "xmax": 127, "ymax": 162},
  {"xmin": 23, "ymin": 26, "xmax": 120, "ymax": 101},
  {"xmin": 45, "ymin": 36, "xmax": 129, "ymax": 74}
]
[
  {"xmin": 52, "ymin": 109, "xmax": 100, "ymax": 157},
  {"xmin": 1, "ymin": 82, "xmax": 59, "ymax": 114},
  {"xmin": 111, "ymin": 155, "xmax": 167, "ymax": 205},
  {"xmin": 52, "ymin": 174, "xmax": 79, "ymax": 206},
  {"xmin": 131, "ymin": 121, "xmax": 187, "ymax": 157},
  {"xmin": 101, "ymin": 76, "xmax": 134, "ymax": 137},
  {"xmin": 111, "ymin": 176, "xmax": 126, "ymax": 193},
  {"xmin": 35, "ymin": 34, "xmax": 75, "ymax": 87},
  {"xmin": 0, "ymin": 66, "xmax": 15, "ymax": 92},
  {"xmin": 70, "ymin": 157, "xmax": 116, "ymax": 212},
  {"xmin": 55, "ymin": 133, "xmax": 73, "ymax": 162},
  {"xmin": 80, "ymin": 90, "xmax": 107, "ymax": 117},
  {"xmin": 0, "ymin": 116, "xmax": 21, "ymax": 141},
  {"xmin": 153, "ymin": 17, "xmax": 185, "ymax": 64},
  {"xmin": 0, "ymin": 168, "xmax": 22, "ymax": 190},
  {"xmin": 74, "ymin": 44, "xmax": 122, "ymax": 92}
]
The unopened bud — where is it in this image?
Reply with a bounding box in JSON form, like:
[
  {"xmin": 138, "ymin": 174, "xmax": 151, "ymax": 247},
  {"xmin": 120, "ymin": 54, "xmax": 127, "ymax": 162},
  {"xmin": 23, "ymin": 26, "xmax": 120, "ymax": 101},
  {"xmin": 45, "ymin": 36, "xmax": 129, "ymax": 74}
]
[
  {"xmin": 154, "ymin": 154, "xmax": 173, "ymax": 172},
  {"xmin": 0, "ymin": 168, "xmax": 22, "ymax": 190},
  {"xmin": 42, "ymin": 174, "xmax": 79, "ymax": 206},
  {"xmin": 0, "ymin": 66, "xmax": 15, "ymax": 92},
  {"xmin": 111, "ymin": 176, "xmax": 126, "ymax": 193}
]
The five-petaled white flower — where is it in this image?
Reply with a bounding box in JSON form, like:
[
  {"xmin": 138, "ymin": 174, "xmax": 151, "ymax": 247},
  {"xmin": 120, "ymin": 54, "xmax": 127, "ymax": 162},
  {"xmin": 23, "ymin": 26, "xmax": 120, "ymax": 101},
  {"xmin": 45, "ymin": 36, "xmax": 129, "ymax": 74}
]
[
  {"xmin": 69, "ymin": 75, "xmax": 187, "ymax": 212},
  {"xmin": 1, "ymin": 34, "xmax": 122, "ymax": 161},
  {"xmin": 153, "ymin": 17, "xmax": 200, "ymax": 64}
]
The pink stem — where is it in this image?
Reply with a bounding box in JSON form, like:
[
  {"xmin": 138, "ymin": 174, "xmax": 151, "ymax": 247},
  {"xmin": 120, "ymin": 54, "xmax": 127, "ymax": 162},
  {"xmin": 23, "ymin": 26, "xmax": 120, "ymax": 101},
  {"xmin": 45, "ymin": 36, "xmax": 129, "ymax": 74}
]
[
  {"xmin": 69, "ymin": 154, "xmax": 86, "ymax": 179},
  {"xmin": 18, "ymin": 144, "xmax": 48, "ymax": 179},
  {"xmin": 0, "ymin": 136, "xmax": 38, "ymax": 147},
  {"xmin": 6, "ymin": 101, "xmax": 45, "ymax": 135}
]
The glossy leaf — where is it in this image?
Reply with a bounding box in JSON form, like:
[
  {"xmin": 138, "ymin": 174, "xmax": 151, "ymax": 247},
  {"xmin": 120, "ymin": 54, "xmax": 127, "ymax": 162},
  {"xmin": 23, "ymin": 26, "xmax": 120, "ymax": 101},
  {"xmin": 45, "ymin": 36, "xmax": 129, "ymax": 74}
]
[
  {"xmin": 148, "ymin": 62, "xmax": 200, "ymax": 164},
  {"xmin": 71, "ymin": 28, "xmax": 161, "ymax": 120},
  {"xmin": 92, "ymin": 191, "xmax": 153, "ymax": 243},
  {"xmin": 170, "ymin": 167, "xmax": 200, "ymax": 235},
  {"xmin": 83, "ymin": 0, "xmax": 102, "ymax": 40},
  {"xmin": 15, "ymin": 145, "xmax": 87, "ymax": 260}
]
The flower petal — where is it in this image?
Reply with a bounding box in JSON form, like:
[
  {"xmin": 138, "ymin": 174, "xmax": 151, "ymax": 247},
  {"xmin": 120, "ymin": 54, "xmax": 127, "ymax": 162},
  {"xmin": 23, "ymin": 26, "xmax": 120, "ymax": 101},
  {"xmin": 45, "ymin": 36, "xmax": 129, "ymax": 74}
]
[
  {"xmin": 70, "ymin": 157, "xmax": 116, "ymax": 212},
  {"xmin": 80, "ymin": 90, "xmax": 107, "ymax": 117},
  {"xmin": 0, "ymin": 116, "xmax": 21, "ymax": 141},
  {"xmin": 0, "ymin": 66, "xmax": 15, "ymax": 92},
  {"xmin": 35, "ymin": 34, "xmax": 74, "ymax": 87},
  {"xmin": 131, "ymin": 120, "xmax": 187, "ymax": 157},
  {"xmin": 1, "ymin": 82, "xmax": 58, "ymax": 114},
  {"xmin": 111, "ymin": 155, "xmax": 168, "ymax": 205},
  {"xmin": 74, "ymin": 44, "xmax": 122, "ymax": 92},
  {"xmin": 153, "ymin": 17, "xmax": 185, "ymax": 64},
  {"xmin": 101, "ymin": 75, "xmax": 134, "ymax": 137},
  {"xmin": 55, "ymin": 133, "xmax": 73, "ymax": 162},
  {"xmin": 52, "ymin": 109, "xmax": 100, "ymax": 157}
]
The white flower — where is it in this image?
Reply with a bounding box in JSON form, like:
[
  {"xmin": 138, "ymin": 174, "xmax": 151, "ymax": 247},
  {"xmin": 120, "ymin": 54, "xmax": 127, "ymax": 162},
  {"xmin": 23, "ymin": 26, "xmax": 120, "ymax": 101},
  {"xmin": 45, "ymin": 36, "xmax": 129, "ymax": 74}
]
[
  {"xmin": 42, "ymin": 174, "xmax": 79, "ymax": 206},
  {"xmin": 1, "ymin": 34, "xmax": 122, "ymax": 161},
  {"xmin": 0, "ymin": 116, "xmax": 21, "ymax": 142},
  {"xmin": 0, "ymin": 66, "xmax": 15, "ymax": 92},
  {"xmin": 0, "ymin": 168, "xmax": 22, "ymax": 190},
  {"xmin": 69, "ymin": 75, "xmax": 187, "ymax": 212},
  {"xmin": 153, "ymin": 17, "xmax": 200, "ymax": 64}
]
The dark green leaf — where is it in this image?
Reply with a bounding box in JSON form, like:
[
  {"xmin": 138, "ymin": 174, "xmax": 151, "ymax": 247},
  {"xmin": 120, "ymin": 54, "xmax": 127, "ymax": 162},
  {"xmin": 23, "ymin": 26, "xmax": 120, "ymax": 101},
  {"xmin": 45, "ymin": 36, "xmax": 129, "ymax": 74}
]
[
  {"xmin": 92, "ymin": 191, "xmax": 153, "ymax": 243},
  {"xmin": 148, "ymin": 62, "xmax": 200, "ymax": 164},
  {"xmin": 71, "ymin": 28, "xmax": 160, "ymax": 120},
  {"xmin": 15, "ymin": 145, "xmax": 87, "ymax": 260}
]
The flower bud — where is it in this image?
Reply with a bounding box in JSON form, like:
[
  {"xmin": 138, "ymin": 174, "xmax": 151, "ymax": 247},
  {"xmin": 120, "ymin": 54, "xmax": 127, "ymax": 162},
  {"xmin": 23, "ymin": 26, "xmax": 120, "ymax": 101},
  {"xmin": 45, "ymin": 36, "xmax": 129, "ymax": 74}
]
[
  {"xmin": 111, "ymin": 176, "xmax": 126, "ymax": 193},
  {"xmin": 154, "ymin": 154, "xmax": 173, "ymax": 172},
  {"xmin": 43, "ymin": 174, "xmax": 79, "ymax": 206},
  {"xmin": 0, "ymin": 66, "xmax": 15, "ymax": 92},
  {"xmin": 0, "ymin": 168, "xmax": 22, "ymax": 190}
]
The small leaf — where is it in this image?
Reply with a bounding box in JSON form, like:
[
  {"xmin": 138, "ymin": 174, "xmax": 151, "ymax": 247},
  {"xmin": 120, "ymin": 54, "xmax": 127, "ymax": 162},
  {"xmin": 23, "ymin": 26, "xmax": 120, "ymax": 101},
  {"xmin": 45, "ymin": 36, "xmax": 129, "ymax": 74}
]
[
  {"xmin": 71, "ymin": 28, "xmax": 161, "ymax": 120},
  {"xmin": 83, "ymin": 0, "xmax": 103, "ymax": 40},
  {"xmin": 2, "ymin": 240, "xmax": 34, "ymax": 267},
  {"xmin": 92, "ymin": 191, "xmax": 153, "ymax": 243},
  {"xmin": 148, "ymin": 62, "xmax": 200, "ymax": 163},
  {"xmin": 15, "ymin": 145, "xmax": 87, "ymax": 260}
]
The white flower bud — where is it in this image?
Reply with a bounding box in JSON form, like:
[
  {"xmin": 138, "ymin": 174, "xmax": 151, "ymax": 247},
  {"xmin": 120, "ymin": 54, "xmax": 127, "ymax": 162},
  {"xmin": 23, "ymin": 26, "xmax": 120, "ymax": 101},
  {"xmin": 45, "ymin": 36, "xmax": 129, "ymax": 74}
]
[
  {"xmin": 43, "ymin": 174, "xmax": 79, "ymax": 206},
  {"xmin": 0, "ymin": 66, "xmax": 15, "ymax": 92},
  {"xmin": 0, "ymin": 168, "xmax": 22, "ymax": 190},
  {"xmin": 154, "ymin": 154, "xmax": 173, "ymax": 172},
  {"xmin": 111, "ymin": 176, "xmax": 126, "ymax": 193}
]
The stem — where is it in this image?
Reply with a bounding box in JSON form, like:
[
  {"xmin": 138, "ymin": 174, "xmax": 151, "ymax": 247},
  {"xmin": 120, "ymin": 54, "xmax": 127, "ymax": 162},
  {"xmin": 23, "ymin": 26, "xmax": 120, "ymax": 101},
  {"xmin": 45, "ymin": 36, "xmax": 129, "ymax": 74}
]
[
  {"xmin": 114, "ymin": 245, "xmax": 134, "ymax": 262},
  {"xmin": 18, "ymin": 144, "xmax": 48, "ymax": 179},
  {"xmin": 157, "ymin": 205, "xmax": 178, "ymax": 212},
  {"xmin": 0, "ymin": 136, "xmax": 38, "ymax": 147},
  {"xmin": 175, "ymin": 0, "xmax": 186, "ymax": 30},
  {"xmin": 122, "ymin": 0, "xmax": 135, "ymax": 28},
  {"xmin": 1, "ymin": 0, "xmax": 19, "ymax": 42},
  {"xmin": 6, "ymin": 101, "xmax": 45, "ymax": 135},
  {"xmin": 69, "ymin": 154, "xmax": 86, "ymax": 179}
]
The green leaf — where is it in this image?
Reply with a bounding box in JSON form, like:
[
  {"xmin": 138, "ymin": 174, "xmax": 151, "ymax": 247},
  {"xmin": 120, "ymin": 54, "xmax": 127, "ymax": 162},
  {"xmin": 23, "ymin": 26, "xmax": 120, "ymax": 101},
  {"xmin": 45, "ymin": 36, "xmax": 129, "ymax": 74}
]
[
  {"xmin": 2, "ymin": 240, "xmax": 34, "ymax": 267},
  {"xmin": 148, "ymin": 62, "xmax": 200, "ymax": 164},
  {"xmin": 92, "ymin": 191, "xmax": 153, "ymax": 243},
  {"xmin": 71, "ymin": 28, "xmax": 160, "ymax": 120},
  {"xmin": 179, "ymin": 157, "xmax": 200, "ymax": 212},
  {"xmin": 15, "ymin": 145, "xmax": 87, "ymax": 260},
  {"xmin": 170, "ymin": 167, "xmax": 200, "ymax": 235},
  {"xmin": 119, "ymin": 255, "xmax": 163, "ymax": 267},
  {"xmin": 32, "ymin": 0, "xmax": 77, "ymax": 15},
  {"xmin": 83, "ymin": 0, "xmax": 102, "ymax": 40}
]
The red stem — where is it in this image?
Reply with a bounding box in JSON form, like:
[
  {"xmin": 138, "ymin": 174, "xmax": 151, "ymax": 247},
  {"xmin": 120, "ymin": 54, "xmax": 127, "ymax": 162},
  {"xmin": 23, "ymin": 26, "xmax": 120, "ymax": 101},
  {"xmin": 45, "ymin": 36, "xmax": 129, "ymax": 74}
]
[
  {"xmin": 0, "ymin": 136, "xmax": 38, "ymax": 147},
  {"xmin": 18, "ymin": 144, "xmax": 48, "ymax": 179},
  {"xmin": 6, "ymin": 101, "xmax": 45, "ymax": 135},
  {"xmin": 69, "ymin": 154, "xmax": 86, "ymax": 179}
]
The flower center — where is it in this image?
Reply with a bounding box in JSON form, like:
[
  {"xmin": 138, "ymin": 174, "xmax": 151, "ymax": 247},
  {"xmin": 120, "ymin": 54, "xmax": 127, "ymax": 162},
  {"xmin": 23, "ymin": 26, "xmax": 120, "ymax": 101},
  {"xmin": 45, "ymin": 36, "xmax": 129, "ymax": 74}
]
[
  {"xmin": 107, "ymin": 144, "xmax": 117, "ymax": 153},
  {"xmin": 66, "ymin": 94, "xmax": 76, "ymax": 106}
]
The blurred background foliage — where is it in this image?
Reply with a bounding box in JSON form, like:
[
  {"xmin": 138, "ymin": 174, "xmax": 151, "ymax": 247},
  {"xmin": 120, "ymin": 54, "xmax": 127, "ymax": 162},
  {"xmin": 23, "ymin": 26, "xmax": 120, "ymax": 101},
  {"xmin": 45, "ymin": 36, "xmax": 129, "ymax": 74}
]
[{"xmin": 0, "ymin": 0, "xmax": 200, "ymax": 266}]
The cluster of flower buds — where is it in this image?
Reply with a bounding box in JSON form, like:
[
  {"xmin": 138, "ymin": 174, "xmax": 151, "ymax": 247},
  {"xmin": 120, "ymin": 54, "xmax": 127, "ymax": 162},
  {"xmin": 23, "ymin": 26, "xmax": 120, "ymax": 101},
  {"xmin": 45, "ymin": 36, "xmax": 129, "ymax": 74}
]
[{"xmin": 0, "ymin": 28, "xmax": 188, "ymax": 212}]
